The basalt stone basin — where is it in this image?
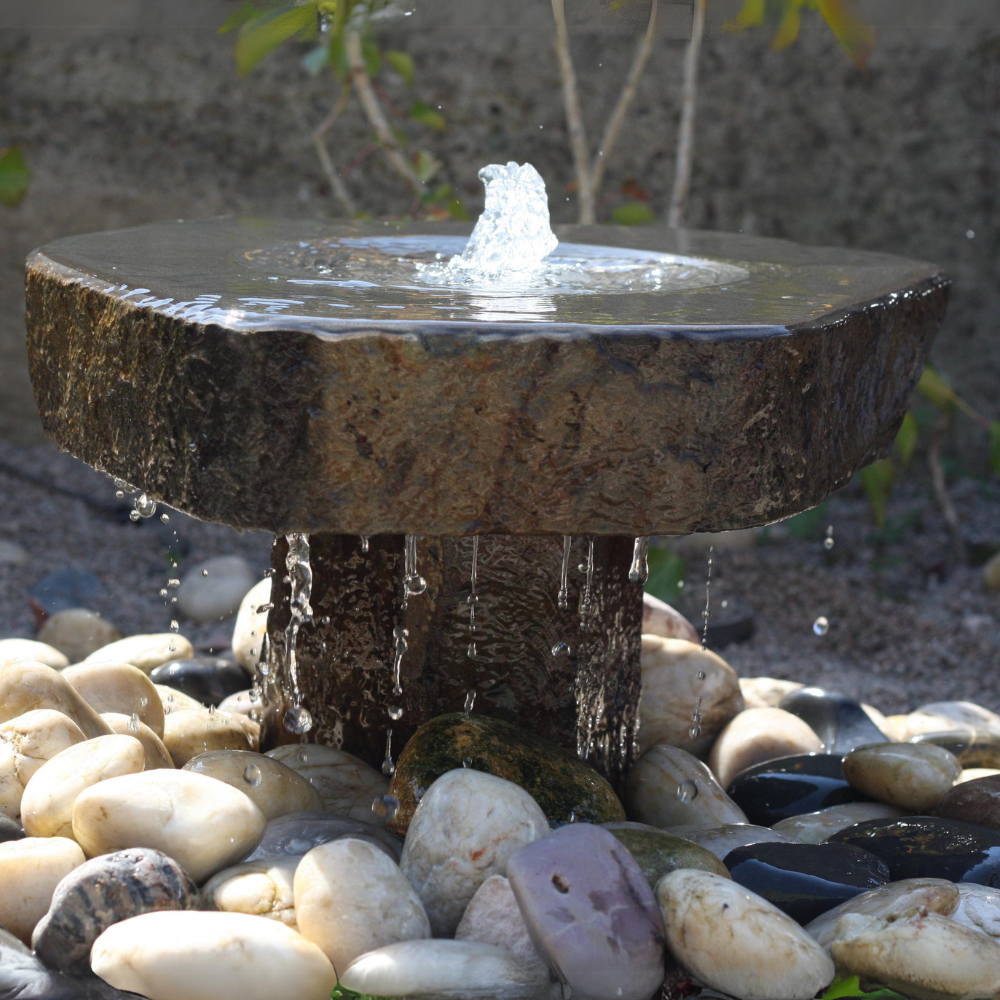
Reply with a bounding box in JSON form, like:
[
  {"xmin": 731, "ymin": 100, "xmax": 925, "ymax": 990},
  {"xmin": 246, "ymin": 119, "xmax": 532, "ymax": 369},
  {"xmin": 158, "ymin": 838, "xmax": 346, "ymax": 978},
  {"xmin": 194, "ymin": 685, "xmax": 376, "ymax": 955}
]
[
  {"xmin": 24, "ymin": 218, "xmax": 949, "ymax": 781},
  {"xmin": 26, "ymin": 218, "xmax": 948, "ymax": 537}
]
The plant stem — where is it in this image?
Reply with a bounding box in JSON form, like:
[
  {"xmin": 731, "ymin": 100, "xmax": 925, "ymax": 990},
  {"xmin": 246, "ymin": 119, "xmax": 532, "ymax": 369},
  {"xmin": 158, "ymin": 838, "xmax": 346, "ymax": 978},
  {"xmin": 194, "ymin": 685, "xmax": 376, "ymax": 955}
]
[
  {"xmin": 551, "ymin": 0, "xmax": 595, "ymax": 224},
  {"xmin": 591, "ymin": 0, "xmax": 659, "ymax": 202},
  {"xmin": 928, "ymin": 417, "xmax": 967, "ymax": 564},
  {"xmin": 668, "ymin": 0, "xmax": 706, "ymax": 228},
  {"xmin": 345, "ymin": 29, "xmax": 426, "ymax": 196},
  {"xmin": 313, "ymin": 85, "xmax": 356, "ymax": 216}
]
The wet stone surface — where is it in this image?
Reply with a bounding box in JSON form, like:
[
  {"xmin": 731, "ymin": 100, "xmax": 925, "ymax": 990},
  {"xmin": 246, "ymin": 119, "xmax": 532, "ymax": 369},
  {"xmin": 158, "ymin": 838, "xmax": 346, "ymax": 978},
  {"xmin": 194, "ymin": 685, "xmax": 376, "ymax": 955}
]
[
  {"xmin": 603, "ymin": 822, "xmax": 731, "ymax": 886},
  {"xmin": 243, "ymin": 811, "xmax": 402, "ymax": 864},
  {"xmin": 723, "ymin": 841, "xmax": 891, "ymax": 924},
  {"xmin": 910, "ymin": 730, "xmax": 1000, "ymax": 769},
  {"xmin": 829, "ymin": 816, "xmax": 1000, "ymax": 885},
  {"xmin": 727, "ymin": 753, "xmax": 864, "ymax": 826},
  {"xmin": 149, "ymin": 657, "xmax": 250, "ymax": 708},
  {"xmin": 386, "ymin": 713, "xmax": 625, "ymax": 835},
  {"xmin": 31, "ymin": 848, "xmax": 199, "ymax": 975},
  {"xmin": 779, "ymin": 686, "xmax": 888, "ymax": 754},
  {"xmin": 934, "ymin": 775, "xmax": 1000, "ymax": 833}
]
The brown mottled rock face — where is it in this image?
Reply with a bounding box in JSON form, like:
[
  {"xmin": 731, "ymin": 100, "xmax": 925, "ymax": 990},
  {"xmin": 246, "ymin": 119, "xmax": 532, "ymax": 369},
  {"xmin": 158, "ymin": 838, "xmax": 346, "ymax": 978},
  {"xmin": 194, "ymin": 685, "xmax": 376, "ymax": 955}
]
[{"xmin": 25, "ymin": 219, "xmax": 948, "ymax": 537}]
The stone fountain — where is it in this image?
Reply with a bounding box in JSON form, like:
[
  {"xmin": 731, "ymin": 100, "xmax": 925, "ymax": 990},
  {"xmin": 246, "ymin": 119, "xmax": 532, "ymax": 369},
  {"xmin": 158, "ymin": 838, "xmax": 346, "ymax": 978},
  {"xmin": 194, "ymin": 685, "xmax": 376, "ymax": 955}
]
[{"xmin": 24, "ymin": 164, "xmax": 949, "ymax": 790}]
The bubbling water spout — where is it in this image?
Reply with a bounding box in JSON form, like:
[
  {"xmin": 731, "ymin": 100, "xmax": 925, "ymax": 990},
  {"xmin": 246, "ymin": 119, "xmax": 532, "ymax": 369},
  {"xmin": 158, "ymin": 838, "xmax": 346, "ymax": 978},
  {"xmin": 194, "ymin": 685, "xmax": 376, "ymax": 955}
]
[{"xmin": 447, "ymin": 162, "xmax": 558, "ymax": 278}]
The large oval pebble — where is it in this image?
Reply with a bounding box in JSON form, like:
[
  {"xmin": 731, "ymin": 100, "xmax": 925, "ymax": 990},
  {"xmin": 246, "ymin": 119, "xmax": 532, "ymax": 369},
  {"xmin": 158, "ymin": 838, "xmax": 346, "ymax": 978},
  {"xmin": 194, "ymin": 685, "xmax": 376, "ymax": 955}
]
[
  {"xmin": 0, "ymin": 640, "xmax": 68, "ymax": 670},
  {"xmin": 772, "ymin": 802, "xmax": 905, "ymax": 844},
  {"xmin": 21, "ymin": 735, "xmax": 146, "ymax": 838},
  {"xmin": 162, "ymin": 709, "xmax": 259, "ymax": 767},
  {"xmin": 36, "ymin": 608, "xmax": 122, "ymax": 663},
  {"xmin": 0, "ymin": 837, "xmax": 84, "ymax": 943},
  {"xmin": 0, "ymin": 663, "xmax": 110, "ymax": 738},
  {"xmin": 242, "ymin": 810, "xmax": 401, "ymax": 863},
  {"xmin": 72, "ymin": 769, "xmax": 266, "ymax": 882},
  {"xmin": 202, "ymin": 856, "xmax": 300, "ymax": 928},
  {"xmin": 843, "ymin": 742, "xmax": 961, "ymax": 811},
  {"xmin": 90, "ymin": 910, "xmax": 336, "ymax": 1000},
  {"xmin": 62, "ymin": 662, "xmax": 164, "ymax": 737},
  {"xmin": 31, "ymin": 847, "xmax": 199, "ymax": 974},
  {"xmin": 84, "ymin": 634, "xmax": 193, "ymax": 673},
  {"xmin": 400, "ymin": 769, "xmax": 548, "ymax": 936},
  {"xmin": 340, "ymin": 939, "xmax": 551, "ymax": 999},
  {"xmin": 183, "ymin": 750, "xmax": 322, "ymax": 819},
  {"xmin": 101, "ymin": 713, "xmax": 174, "ymax": 769},
  {"xmin": 294, "ymin": 837, "xmax": 430, "ymax": 974},
  {"xmin": 231, "ymin": 579, "xmax": 270, "ymax": 672},
  {"xmin": 656, "ymin": 870, "xmax": 834, "ymax": 1000}
]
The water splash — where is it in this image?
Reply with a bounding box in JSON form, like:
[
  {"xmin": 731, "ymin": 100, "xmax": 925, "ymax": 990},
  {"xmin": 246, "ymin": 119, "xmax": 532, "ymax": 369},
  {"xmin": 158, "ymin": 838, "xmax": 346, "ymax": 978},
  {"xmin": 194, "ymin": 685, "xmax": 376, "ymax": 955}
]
[
  {"xmin": 464, "ymin": 689, "xmax": 476, "ymax": 718},
  {"xmin": 701, "ymin": 545, "xmax": 714, "ymax": 650},
  {"xmin": 391, "ymin": 625, "xmax": 408, "ymax": 701},
  {"xmin": 402, "ymin": 534, "xmax": 426, "ymax": 607},
  {"xmin": 557, "ymin": 535, "xmax": 572, "ymax": 610},
  {"xmin": 283, "ymin": 532, "xmax": 314, "ymax": 735},
  {"xmin": 629, "ymin": 537, "xmax": 649, "ymax": 585},
  {"xmin": 381, "ymin": 729, "xmax": 396, "ymax": 776},
  {"xmin": 467, "ymin": 536, "xmax": 479, "ymax": 658},
  {"xmin": 446, "ymin": 162, "xmax": 558, "ymax": 279}
]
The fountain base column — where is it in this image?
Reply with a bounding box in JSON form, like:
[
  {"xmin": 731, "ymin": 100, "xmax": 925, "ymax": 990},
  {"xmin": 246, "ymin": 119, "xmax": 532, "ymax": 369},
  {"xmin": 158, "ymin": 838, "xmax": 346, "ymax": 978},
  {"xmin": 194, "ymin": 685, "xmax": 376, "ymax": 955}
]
[{"xmin": 262, "ymin": 534, "xmax": 642, "ymax": 790}]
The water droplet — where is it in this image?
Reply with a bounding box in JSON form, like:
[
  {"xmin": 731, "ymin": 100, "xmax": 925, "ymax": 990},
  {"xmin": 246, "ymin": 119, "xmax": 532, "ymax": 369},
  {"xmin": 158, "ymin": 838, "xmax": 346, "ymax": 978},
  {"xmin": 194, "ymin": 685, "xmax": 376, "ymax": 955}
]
[
  {"xmin": 160, "ymin": 512, "xmax": 170, "ymax": 523},
  {"xmin": 115, "ymin": 490, "xmax": 124, "ymax": 499},
  {"xmin": 462, "ymin": 756, "xmax": 473, "ymax": 768},
  {"xmin": 360, "ymin": 535, "xmax": 370, "ymax": 553},
  {"xmin": 557, "ymin": 535, "xmax": 572, "ymax": 610},
  {"xmin": 824, "ymin": 536, "xmax": 834, "ymax": 550},
  {"xmin": 813, "ymin": 615, "xmax": 830, "ymax": 636},
  {"xmin": 134, "ymin": 493, "xmax": 157, "ymax": 518},
  {"xmin": 463, "ymin": 690, "xmax": 476, "ymax": 718},
  {"xmin": 628, "ymin": 536, "xmax": 649, "ymax": 584},
  {"xmin": 284, "ymin": 704, "xmax": 313, "ymax": 734},
  {"xmin": 169, "ymin": 620, "xmax": 179, "ymax": 631},
  {"xmin": 127, "ymin": 712, "xmax": 140, "ymax": 733},
  {"xmin": 113, "ymin": 477, "xmax": 129, "ymax": 490},
  {"xmin": 372, "ymin": 794, "xmax": 399, "ymax": 820},
  {"xmin": 129, "ymin": 510, "xmax": 141, "ymax": 522},
  {"xmin": 551, "ymin": 641, "xmax": 570, "ymax": 657},
  {"xmin": 167, "ymin": 579, "xmax": 180, "ymax": 588},
  {"xmin": 188, "ymin": 442, "xmax": 197, "ymax": 451},
  {"xmin": 677, "ymin": 779, "xmax": 699, "ymax": 803},
  {"xmin": 696, "ymin": 670, "xmax": 706, "ymax": 681},
  {"xmin": 388, "ymin": 704, "xmax": 403, "ymax": 721},
  {"xmin": 158, "ymin": 588, "xmax": 168, "ymax": 598},
  {"xmin": 208, "ymin": 704, "xmax": 216, "ymax": 716},
  {"xmin": 242, "ymin": 762, "xmax": 262, "ymax": 786},
  {"xmin": 201, "ymin": 568, "xmax": 209, "ymax": 576},
  {"xmin": 404, "ymin": 574, "xmax": 427, "ymax": 597}
]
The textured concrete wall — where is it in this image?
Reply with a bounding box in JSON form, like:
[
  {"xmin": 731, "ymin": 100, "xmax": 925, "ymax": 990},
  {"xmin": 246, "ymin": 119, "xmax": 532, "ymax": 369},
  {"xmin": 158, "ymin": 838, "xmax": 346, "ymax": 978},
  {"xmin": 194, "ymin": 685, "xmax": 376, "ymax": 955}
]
[{"xmin": 1, "ymin": 0, "xmax": 997, "ymax": 465}]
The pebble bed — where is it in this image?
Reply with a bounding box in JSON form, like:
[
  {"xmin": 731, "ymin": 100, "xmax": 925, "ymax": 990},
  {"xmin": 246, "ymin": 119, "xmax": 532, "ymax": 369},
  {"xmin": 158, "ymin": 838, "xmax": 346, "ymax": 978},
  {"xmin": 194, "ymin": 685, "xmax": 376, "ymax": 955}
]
[{"xmin": 0, "ymin": 442, "xmax": 999, "ymax": 1000}]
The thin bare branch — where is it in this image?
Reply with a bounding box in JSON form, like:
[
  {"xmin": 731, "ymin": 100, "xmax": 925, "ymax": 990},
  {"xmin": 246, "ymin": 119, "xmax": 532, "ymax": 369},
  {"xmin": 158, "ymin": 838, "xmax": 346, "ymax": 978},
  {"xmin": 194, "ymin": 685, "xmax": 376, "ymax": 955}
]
[
  {"xmin": 591, "ymin": 0, "xmax": 659, "ymax": 201},
  {"xmin": 345, "ymin": 29, "xmax": 426, "ymax": 196},
  {"xmin": 668, "ymin": 0, "xmax": 706, "ymax": 228},
  {"xmin": 313, "ymin": 85, "xmax": 356, "ymax": 216},
  {"xmin": 551, "ymin": 0, "xmax": 594, "ymax": 224},
  {"xmin": 928, "ymin": 417, "xmax": 967, "ymax": 564}
]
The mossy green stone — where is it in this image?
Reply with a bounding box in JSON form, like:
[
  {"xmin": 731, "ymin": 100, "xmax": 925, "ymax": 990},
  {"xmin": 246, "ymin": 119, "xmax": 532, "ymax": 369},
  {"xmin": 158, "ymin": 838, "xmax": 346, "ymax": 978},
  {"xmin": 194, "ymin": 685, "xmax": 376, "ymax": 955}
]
[
  {"xmin": 387, "ymin": 713, "xmax": 625, "ymax": 834},
  {"xmin": 604, "ymin": 822, "xmax": 730, "ymax": 887}
]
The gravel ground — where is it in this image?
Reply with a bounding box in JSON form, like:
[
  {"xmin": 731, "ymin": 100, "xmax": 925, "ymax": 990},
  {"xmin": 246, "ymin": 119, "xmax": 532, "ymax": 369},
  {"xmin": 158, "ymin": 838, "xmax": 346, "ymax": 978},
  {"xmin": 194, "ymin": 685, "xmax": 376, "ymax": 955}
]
[{"xmin": 1, "ymin": 440, "xmax": 998, "ymax": 718}]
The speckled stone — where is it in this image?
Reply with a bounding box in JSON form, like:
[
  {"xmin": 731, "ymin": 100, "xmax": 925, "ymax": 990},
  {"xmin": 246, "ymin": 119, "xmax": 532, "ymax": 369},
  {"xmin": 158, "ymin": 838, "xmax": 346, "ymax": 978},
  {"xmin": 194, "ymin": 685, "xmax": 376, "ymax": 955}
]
[
  {"xmin": 31, "ymin": 847, "xmax": 199, "ymax": 974},
  {"xmin": 723, "ymin": 841, "xmax": 890, "ymax": 924},
  {"xmin": 242, "ymin": 810, "xmax": 401, "ymax": 864},
  {"xmin": 655, "ymin": 870, "xmax": 834, "ymax": 1000},
  {"xmin": 507, "ymin": 823, "xmax": 664, "ymax": 1000},
  {"xmin": 150, "ymin": 658, "xmax": 251, "ymax": 709},
  {"xmin": 843, "ymin": 742, "xmax": 961, "ymax": 811},
  {"xmin": 387, "ymin": 713, "xmax": 624, "ymax": 834},
  {"xmin": 805, "ymin": 878, "xmax": 960, "ymax": 951},
  {"xmin": 399, "ymin": 769, "xmax": 548, "ymax": 936},
  {"xmin": 625, "ymin": 744, "xmax": 747, "ymax": 828},
  {"xmin": 779, "ymin": 687, "xmax": 888, "ymax": 754},
  {"xmin": 727, "ymin": 753, "xmax": 863, "ymax": 827},
  {"xmin": 603, "ymin": 822, "xmax": 730, "ymax": 885},
  {"xmin": 709, "ymin": 708, "xmax": 822, "ymax": 789},
  {"xmin": 829, "ymin": 815, "xmax": 1000, "ymax": 885},
  {"xmin": 935, "ymin": 774, "xmax": 1000, "ymax": 832}
]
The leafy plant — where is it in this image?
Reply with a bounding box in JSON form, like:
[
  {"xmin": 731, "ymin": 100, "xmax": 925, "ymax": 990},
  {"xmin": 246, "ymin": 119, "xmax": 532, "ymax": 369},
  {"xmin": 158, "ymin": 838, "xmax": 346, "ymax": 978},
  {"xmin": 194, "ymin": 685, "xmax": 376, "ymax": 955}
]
[
  {"xmin": 0, "ymin": 147, "xmax": 30, "ymax": 207},
  {"xmin": 644, "ymin": 547, "xmax": 686, "ymax": 603},
  {"xmin": 222, "ymin": 0, "xmax": 462, "ymax": 217},
  {"xmin": 820, "ymin": 975, "xmax": 905, "ymax": 1000},
  {"xmin": 726, "ymin": 0, "xmax": 875, "ymax": 69}
]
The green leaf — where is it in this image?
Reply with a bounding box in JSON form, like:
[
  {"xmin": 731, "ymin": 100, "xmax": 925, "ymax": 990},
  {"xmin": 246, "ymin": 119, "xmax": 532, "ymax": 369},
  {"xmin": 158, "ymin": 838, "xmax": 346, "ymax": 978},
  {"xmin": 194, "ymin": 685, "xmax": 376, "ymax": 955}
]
[
  {"xmin": 413, "ymin": 149, "xmax": 442, "ymax": 184},
  {"xmin": 302, "ymin": 43, "xmax": 330, "ymax": 75},
  {"xmin": 235, "ymin": 2, "xmax": 318, "ymax": 77},
  {"xmin": 447, "ymin": 198, "xmax": 470, "ymax": 221},
  {"xmin": 990, "ymin": 421, "xmax": 1000, "ymax": 478},
  {"xmin": 644, "ymin": 548, "xmax": 686, "ymax": 604},
  {"xmin": 219, "ymin": 1, "xmax": 264, "ymax": 35},
  {"xmin": 610, "ymin": 201, "xmax": 656, "ymax": 225},
  {"xmin": 726, "ymin": 0, "xmax": 766, "ymax": 30},
  {"xmin": 0, "ymin": 147, "xmax": 30, "ymax": 207},
  {"xmin": 860, "ymin": 458, "xmax": 896, "ymax": 529},
  {"xmin": 815, "ymin": 0, "xmax": 875, "ymax": 69},
  {"xmin": 384, "ymin": 49, "xmax": 415, "ymax": 86},
  {"xmin": 409, "ymin": 101, "xmax": 447, "ymax": 132},
  {"xmin": 894, "ymin": 410, "xmax": 919, "ymax": 466},
  {"xmin": 916, "ymin": 365, "xmax": 958, "ymax": 412},
  {"xmin": 820, "ymin": 974, "xmax": 906, "ymax": 1000}
]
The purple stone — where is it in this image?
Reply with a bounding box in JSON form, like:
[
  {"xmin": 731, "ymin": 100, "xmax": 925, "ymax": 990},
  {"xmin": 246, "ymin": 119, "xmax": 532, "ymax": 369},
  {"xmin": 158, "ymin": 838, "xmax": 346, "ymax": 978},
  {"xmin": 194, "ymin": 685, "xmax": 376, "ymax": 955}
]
[{"xmin": 507, "ymin": 823, "xmax": 665, "ymax": 1000}]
